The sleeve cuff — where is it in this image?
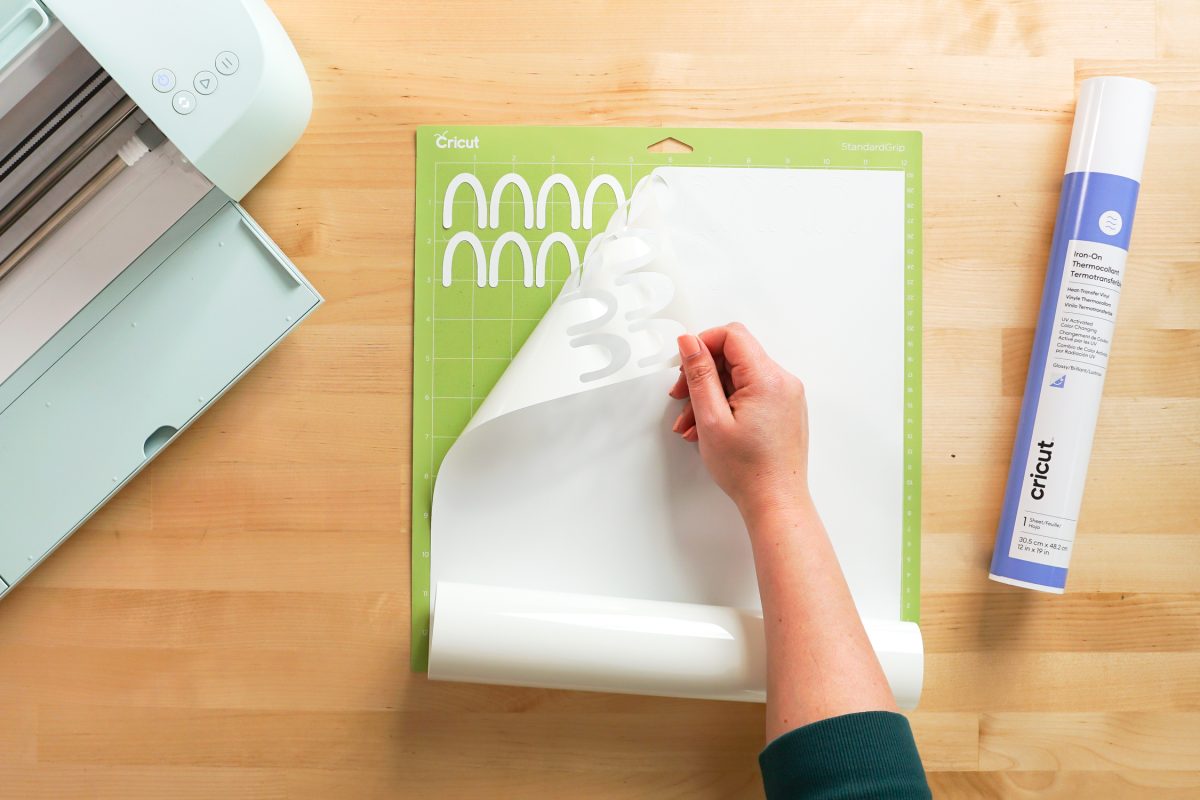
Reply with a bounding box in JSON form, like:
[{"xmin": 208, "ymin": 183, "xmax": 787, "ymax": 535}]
[{"xmin": 759, "ymin": 711, "xmax": 931, "ymax": 800}]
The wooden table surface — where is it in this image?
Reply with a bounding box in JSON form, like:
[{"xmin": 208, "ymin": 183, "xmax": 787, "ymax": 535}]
[{"xmin": 2, "ymin": 1, "xmax": 1198, "ymax": 797}]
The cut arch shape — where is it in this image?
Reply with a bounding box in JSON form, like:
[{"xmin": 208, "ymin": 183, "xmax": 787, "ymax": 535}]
[
  {"xmin": 601, "ymin": 230, "xmax": 658, "ymax": 275},
  {"xmin": 535, "ymin": 232, "xmax": 580, "ymax": 288},
  {"xmin": 535, "ymin": 173, "xmax": 582, "ymax": 229},
  {"xmin": 629, "ymin": 318, "xmax": 686, "ymax": 368},
  {"xmin": 569, "ymin": 333, "xmax": 632, "ymax": 383},
  {"xmin": 562, "ymin": 288, "xmax": 618, "ymax": 336},
  {"xmin": 583, "ymin": 175, "xmax": 626, "ymax": 229},
  {"xmin": 442, "ymin": 231, "xmax": 487, "ymax": 287},
  {"xmin": 443, "ymin": 173, "xmax": 487, "ymax": 229},
  {"xmin": 489, "ymin": 232, "xmax": 533, "ymax": 288},
  {"xmin": 489, "ymin": 173, "xmax": 534, "ymax": 229}
]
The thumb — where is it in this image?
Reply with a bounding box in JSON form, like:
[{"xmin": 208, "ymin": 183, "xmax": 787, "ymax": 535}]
[{"xmin": 677, "ymin": 335, "xmax": 732, "ymax": 431}]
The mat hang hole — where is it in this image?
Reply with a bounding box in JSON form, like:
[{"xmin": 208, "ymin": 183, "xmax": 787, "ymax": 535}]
[{"xmin": 646, "ymin": 137, "xmax": 693, "ymax": 154}]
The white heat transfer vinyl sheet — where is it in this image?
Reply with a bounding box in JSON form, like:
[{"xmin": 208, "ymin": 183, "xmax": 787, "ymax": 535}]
[{"xmin": 428, "ymin": 167, "xmax": 923, "ymax": 707}]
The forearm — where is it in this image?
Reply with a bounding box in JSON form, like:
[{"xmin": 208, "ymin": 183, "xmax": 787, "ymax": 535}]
[{"xmin": 745, "ymin": 497, "xmax": 898, "ymax": 741}]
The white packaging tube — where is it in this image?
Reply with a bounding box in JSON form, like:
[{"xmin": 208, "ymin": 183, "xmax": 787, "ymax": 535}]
[
  {"xmin": 990, "ymin": 77, "xmax": 1156, "ymax": 593},
  {"xmin": 429, "ymin": 582, "xmax": 925, "ymax": 709}
]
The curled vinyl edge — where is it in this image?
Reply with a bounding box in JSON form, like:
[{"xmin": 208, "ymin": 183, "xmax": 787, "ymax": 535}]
[
  {"xmin": 429, "ymin": 168, "xmax": 924, "ymax": 707},
  {"xmin": 430, "ymin": 582, "xmax": 924, "ymax": 708}
]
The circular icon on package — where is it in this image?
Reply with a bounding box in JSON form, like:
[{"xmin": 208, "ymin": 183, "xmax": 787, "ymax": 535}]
[{"xmin": 1099, "ymin": 210, "xmax": 1123, "ymax": 236}]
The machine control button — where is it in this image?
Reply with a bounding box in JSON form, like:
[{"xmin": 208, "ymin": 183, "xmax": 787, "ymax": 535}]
[
  {"xmin": 194, "ymin": 71, "xmax": 217, "ymax": 95},
  {"xmin": 215, "ymin": 51, "xmax": 239, "ymax": 75},
  {"xmin": 172, "ymin": 91, "xmax": 197, "ymax": 115},
  {"xmin": 152, "ymin": 69, "xmax": 175, "ymax": 92}
]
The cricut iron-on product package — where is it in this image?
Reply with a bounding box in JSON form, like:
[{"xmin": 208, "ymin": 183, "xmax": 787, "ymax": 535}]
[
  {"xmin": 0, "ymin": 0, "xmax": 321, "ymax": 597},
  {"xmin": 990, "ymin": 77, "xmax": 1156, "ymax": 593}
]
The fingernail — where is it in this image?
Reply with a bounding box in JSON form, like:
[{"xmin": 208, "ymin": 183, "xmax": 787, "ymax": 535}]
[
  {"xmin": 681, "ymin": 425, "xmax": 696, "ymax": 440},
  {"xmin": 671, "ymin": 415, "xmax": 682, "ymax": 433},
  {"xmin": 677, "ymin": 335, "xmax": 700, "ymax": 359}
]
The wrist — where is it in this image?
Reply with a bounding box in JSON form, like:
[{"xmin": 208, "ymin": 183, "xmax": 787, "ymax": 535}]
[{"xmin": 736, "ymin": 486, "xmax": 816, "ymax": 533}]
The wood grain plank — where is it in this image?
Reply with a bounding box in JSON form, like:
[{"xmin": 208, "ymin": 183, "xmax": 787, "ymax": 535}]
[
  {"xmin": 0, "ymin": 767, "xmax": 286, "ymax": 800},
  {"xmin": 923, "ymin": 531, "xmax": 1200, "ymax": 594},
  {"xmin": 923, "ymin": 653, "xmax": 1200, "ymax": 711},
  {"xmin": 34, "ymin": 706, "xmax": 767, "ymax": 769},
  {"xmin": 979, "ymin": 712, "xmax": 1200, "ymax": 771},
  {"xmin": 0, "ymin": 590, "xmax": 403, "ymax": 650},
  {"xmin": 283, "ymin": 767, "xmax": 764, "ymax": 800},
  {"xmin": 4, "ymin": 529, "xmax": 402, "ymax": 592},
  {"xmin": 270, "ymin": 1, "xmax": 1158, "ymax": 59},
  {"xmin": 922, "ymin": 592, "xmax": 1200, "ymax": 652},
  {"xmin": 0, "ymin": 701, "xmax": 36, "ymax": 767},
  {"xmin": 1, "ymin": 645, "xmax": 406, "ymax": 711},
  {"xmin": 928, "ymin": 769, "xmax": 1200, "ymax": 799},
  {"xmin": 1156, "ymin": 2, "xmax": 1200, "ymax": 58},
  {"xmin": 908, "ymin": 712, "xmax": 981, "ymax": 771}
]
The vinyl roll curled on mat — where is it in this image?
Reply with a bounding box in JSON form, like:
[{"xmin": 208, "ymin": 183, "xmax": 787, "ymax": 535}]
[{"xmin": 430, "ymin": 582, "xmax": 925, "ymax": 707}]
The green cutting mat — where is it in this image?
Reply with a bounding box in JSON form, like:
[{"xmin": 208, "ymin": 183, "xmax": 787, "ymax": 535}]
[{"xmin": 411, "ymin": 126, "xmax": 923, "ymax": 670}]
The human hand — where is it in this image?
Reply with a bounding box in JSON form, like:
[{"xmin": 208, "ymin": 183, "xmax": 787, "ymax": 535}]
[{"xmin": 669, "ymin": 323, "xmax": 811, "ymax": 523}]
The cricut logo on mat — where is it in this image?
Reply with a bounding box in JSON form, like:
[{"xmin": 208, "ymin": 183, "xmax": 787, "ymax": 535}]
[{"xmin": 435, "ymin": 132, "xmax": 480, "ymax": 150}]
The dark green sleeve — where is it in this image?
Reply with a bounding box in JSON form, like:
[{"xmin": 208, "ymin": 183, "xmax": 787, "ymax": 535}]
[{"xmin": 758, "ymin": 711, "xmax": 931, "ymax": 800}]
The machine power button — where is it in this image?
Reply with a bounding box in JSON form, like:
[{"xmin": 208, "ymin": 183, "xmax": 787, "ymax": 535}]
[
  {"xmin": 172, "ymin": 91, "xmax": 197, "ymax": 115},
  {"xmin": 215, "ymin": 51, "xmax": 240, "ymax": 76},
  {"xmin": 152, "ymin": 69, "xmax": 176, "ymax": 92}
]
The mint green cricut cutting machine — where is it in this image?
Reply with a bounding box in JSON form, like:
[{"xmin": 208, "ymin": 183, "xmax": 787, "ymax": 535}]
[{"xmin": 0, "ymin": 0, "xmax": 321, "ymax": 597}]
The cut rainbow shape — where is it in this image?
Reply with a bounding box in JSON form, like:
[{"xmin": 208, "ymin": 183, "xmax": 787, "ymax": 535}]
[
  {"xmin": 490, "ymin": 232, "xmax": 533, "ymax": 288},
  {"xmin": 442, "ymin": 231, "xmax": 487, "ymax": 287},
  {"xmin": 569, "ymin": 333, "xmax": 631, "ymax": 383},
  {"xmin": 535, "ymin": 174, "xmax": 582, "ymax": 229},
  {"xmin": 535, "ymin": 232, "xmax": 580, "ymax": 288},
  {"xmin": 489, "ymin": 173, "xmax": 534, "ymax": 229},
  {"xmin": 442, "ymin": 173, "xmax": 487, "ymax": 229},
  {"xmin": 583, "ymin": 175, "xmax": 626, "ymax": 229},
  {"xmin": 599, "ymin": 229, "xmax": 658, "ymax": 275},
  {"xmin": 562, "ymin": 288, "xmax": 618, "ymax": 336}
]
